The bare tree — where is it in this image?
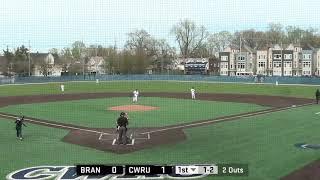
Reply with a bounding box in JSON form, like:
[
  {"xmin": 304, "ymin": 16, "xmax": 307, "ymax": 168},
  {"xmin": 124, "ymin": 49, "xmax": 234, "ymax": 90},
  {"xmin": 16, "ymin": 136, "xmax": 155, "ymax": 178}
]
[
  {"xmin": 125, "ymin": 29, "xmax": 153, "ymax": 55},
  {"xmin": 266, "ymin": 23, "xmax": 285, "ymax": 44},
  {"xmin": 38, "ymin": 61, "xmax": 52, "ymax": 76},
  {"xmin": 153, "ymin": 39, "xmax": 175, "ymax": 72},
  {"xmin": 207, "ymin": 31, "xmax": 233, "ymax": 55},
  {"xmin": 171, "ymin": 19, "xmax": 208, "ymax": 58},
  {"xmin": 232, "ymin": 30, "xmax": 268, "ymax": 50},
  {"xmin": 2, "ymin": 47, "xmax": 13, "ymax": 75}
]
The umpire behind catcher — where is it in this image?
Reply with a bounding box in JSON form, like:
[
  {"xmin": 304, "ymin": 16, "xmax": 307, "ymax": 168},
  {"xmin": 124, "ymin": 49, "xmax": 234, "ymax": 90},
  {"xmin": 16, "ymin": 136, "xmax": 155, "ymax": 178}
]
[{"xmin": 116, "ymin": 112, "xmax": 129, "ymax": 145}]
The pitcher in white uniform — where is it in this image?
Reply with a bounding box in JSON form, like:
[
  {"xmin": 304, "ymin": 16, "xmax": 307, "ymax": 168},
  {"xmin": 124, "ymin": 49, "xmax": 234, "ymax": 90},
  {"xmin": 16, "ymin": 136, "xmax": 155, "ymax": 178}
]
[
  {"xmin": 132, "ymin": 89, "xmax": 139, "ymax": 103},
  {"xmin": 191, "ymin": 87, "xmax": 196, "ymax": 99}
]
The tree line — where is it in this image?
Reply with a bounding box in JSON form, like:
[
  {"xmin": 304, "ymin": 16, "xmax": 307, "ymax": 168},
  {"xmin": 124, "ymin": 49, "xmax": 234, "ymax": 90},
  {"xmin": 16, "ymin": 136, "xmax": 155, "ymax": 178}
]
[{"xmin": 2, "ymin": 19, "xmax": 320, "ymax": 76}]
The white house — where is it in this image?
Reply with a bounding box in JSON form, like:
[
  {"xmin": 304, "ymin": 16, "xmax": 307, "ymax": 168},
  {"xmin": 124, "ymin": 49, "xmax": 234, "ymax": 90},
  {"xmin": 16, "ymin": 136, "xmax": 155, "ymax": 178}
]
[
  {"xmin": 256, "ymin": 49, "xmax": 268, "ymax": 75},
  {"xmin": 314, "ymin": 48, "xmax": 320, "ymax": 76},
  {"xmin": 31, "ymin": 53, "xmax": 62, "ymax": 76},
  {"xmin": 301, "ymin": 50, "xmax": 313, "ymax": 76},
  {"xmin": 87, "ymin": 56, "xmax": 105, "ymax": 74}
]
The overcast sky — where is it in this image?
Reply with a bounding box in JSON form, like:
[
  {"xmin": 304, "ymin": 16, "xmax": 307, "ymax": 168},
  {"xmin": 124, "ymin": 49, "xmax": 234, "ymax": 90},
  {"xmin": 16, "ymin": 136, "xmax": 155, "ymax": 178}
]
[{"xmin": 1, "ymin": 0, "xmax": 320, "ymax": 53}]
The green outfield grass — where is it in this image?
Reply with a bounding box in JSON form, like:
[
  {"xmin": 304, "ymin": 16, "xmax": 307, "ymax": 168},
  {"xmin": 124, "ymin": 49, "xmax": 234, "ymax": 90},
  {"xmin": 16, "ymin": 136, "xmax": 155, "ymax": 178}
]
[
  {"xmin": 0, "ymin": 97, "xmax": 266, "ymax": 128},
  {"xmin": 0, "ymin": 81, "xmax": 319, "ymax": 98},
  {"xmin": 1, "ymin": 104, "xmax": 320, "ymax": 180}
]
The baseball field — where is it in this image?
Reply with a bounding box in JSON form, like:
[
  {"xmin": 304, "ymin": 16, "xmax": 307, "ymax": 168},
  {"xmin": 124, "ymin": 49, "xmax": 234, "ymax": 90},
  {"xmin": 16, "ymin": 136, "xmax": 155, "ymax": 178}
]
[{"xmin": 1, "ymin": 80, "xmax": 320, "ymax": 180}]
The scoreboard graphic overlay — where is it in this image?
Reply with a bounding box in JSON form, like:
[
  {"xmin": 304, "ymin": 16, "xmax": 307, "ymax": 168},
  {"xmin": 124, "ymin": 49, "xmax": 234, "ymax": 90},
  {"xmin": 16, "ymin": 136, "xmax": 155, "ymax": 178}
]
[{"xmin": 76, "ymin": 164, "xmax": 248, "ymax": 177}]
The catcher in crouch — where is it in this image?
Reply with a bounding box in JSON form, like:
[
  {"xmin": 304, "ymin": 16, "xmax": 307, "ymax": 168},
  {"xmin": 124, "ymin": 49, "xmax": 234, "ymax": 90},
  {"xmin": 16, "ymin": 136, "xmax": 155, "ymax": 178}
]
[{"xmin": 116, "ymin": 112, "xmax": 129, "ymax": 145}]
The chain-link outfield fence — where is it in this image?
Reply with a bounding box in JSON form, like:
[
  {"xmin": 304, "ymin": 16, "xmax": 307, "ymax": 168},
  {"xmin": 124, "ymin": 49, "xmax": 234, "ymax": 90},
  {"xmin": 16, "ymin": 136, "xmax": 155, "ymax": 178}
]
[{"xmin": 1, "ymin": 75, "xmax": 320, "ymax": 85}]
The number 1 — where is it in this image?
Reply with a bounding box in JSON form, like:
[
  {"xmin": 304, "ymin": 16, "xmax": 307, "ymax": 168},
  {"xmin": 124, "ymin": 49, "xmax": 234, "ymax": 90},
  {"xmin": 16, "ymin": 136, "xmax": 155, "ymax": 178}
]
[{"xmin": 161, "ymin": 166, "xmax": 165, "ymax": 173}]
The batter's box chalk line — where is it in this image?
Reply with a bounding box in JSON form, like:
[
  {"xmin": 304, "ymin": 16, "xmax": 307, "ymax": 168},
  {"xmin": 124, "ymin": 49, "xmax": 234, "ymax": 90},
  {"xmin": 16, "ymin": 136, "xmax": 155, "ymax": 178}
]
[
  {"xmin": 133, "ymin": 132, "xmax": 150, "ymax": 140},
  {"xmin": 98, "ymin": 133, "xmax": 117, "ymax": 141},
  {"xmin": 110, "ymin": 132, "xmax": 151, "ymax": 146},
  {"xmin": 112, "ymin": 133, "xmax": 135, "ymax": 146}
]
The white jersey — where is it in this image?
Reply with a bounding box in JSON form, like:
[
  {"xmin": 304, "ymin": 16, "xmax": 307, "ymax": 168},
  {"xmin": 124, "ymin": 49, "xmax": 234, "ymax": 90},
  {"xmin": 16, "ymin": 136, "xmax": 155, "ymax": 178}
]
[
  {"xmin": 191, "ymin": 88, "xmax": 196, "ymax": 99},
  {"xmin": 133, "ymin": 90, "xmax": 139, "ymax": 97},
  {"xmin": 191, "ymin": 88, "xmax": 195, "ymax": 94},
  {"xmin": 60, "ymin": 84, "xmax": 65, "ymax": 92}
]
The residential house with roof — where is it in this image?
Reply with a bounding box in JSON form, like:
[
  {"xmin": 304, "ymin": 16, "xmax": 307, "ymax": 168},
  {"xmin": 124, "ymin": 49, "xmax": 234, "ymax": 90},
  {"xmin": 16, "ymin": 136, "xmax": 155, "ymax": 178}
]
[
  {"xmin": 269, "ymin": 44, "xmax": 294, "ymax": 76},
  {"xmin": 219, "ymin": 45, "xmax": 239, "ymax": 76},
  {"xmin": 290, "ymin": 44, "xmax": 303, "ymax": 76},
  {"xmin": 314, "ymin": 48, "xmax": 320, "ymax": 76},
  {"xmin": 256, "ymin": 48, "xmax": 268, "ymax": 76},
  {"xmin": 235, "ymin": 44, "xmax": 256, "ymax": 76},
  {"xmin": 87, "ymin": 56, "xmax": 105, "ymax": 75},
  {"xmin": 31, "ymin": 53, "xmax": 62, "ymax": 76},
  {"xmin": 208, "ymin": 57, "xmax": 220, "ymax": 75},
  {"xmin": 301, "ymin": 49, "xmax": 313, "ymax": 76}
]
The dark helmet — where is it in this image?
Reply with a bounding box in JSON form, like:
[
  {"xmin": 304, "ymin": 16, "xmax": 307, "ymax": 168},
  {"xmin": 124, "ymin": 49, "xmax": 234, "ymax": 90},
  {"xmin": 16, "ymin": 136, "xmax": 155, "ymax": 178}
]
[{"xmin": 120, "ymin": 112, "xmax": 126, "ymax": 116}]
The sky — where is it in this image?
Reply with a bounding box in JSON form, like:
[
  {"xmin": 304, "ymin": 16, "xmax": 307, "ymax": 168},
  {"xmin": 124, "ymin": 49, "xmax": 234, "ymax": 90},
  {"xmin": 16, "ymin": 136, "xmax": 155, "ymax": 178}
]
[{"xmin": 0, "ymin": 0, "xmax": 320, "ymax": 53}]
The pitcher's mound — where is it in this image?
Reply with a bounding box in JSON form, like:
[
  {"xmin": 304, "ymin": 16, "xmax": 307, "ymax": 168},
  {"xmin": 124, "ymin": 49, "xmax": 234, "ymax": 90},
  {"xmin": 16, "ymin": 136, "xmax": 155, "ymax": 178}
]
[{"xmin": 108, "ymin": 105, "xmax": 159, "ymax": 112}]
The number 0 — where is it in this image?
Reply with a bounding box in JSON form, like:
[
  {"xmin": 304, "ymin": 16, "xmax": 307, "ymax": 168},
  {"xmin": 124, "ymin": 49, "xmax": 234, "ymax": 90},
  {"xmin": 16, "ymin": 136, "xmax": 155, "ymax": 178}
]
[{"xmin": 112, "ymin": 167, "xmax": 117, "ymax": 173}]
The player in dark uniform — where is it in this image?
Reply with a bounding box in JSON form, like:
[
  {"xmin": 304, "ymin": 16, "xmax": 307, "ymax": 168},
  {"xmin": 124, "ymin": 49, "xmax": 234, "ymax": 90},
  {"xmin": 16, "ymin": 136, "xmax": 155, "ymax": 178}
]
[
  {"xmin": 316, "ymin": 89, "xmax": 320, "ymax": 104},
  {"xmin": 116, "ymin": 112, "xmax": 129, "ymax": 145},
  {"xmin": 15, "ymin": 116, "xmax": 27, "ymax": 140}
]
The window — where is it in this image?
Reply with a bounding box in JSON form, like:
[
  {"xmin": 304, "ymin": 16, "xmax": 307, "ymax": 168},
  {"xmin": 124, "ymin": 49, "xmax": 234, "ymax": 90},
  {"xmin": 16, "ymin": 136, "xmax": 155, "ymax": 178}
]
[
  {"xmin": 237, "ymin": 62, "xmax": 245, "ymax": 69},
  {"xmin": 303, "ymin": 61, "xmax": 311, "ymax": 68},
  {"xmin": 274, "ymin": 54, "xmax": 282, "ymax": 59},
  {"xmin": 273, "ymin": 62, "xmax": 282, "ymax": 68},
  {"xmin": 284, "ymin": 54, "xmax": 292, "ymax": 59},
  {"xmin": 238, "ymin": 56, "xmax": 245, "ymax": 61},
  {"xmin": 258, "ymin": 62, "xmax": 266, "ymax": 68},
  {"xmin": 284, "ymin": 61, "xmax": 292, "ymax": 68},
  {"xmin": 230, "ymin": 64, "xmax": 233, "ymax": 69},
  {"xmin": 221, "ymin": 56, "xmax": 228, "ymax": 61}
]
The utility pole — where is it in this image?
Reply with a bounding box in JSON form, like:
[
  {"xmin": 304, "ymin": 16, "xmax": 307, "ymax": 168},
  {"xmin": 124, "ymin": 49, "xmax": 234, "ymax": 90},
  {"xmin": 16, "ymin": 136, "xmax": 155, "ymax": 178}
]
[
  {"xmin": 281, "ymin": 40, "xmax": 283, "ymax": 76},
  {"xmin": 81, "ymin": 40, "xmax": 85, "ymax": 78},
  {"xmin": 238, "ymin": 34, "xmax": 242, "ymax": 76},
  {"xmin": 115, "ymin": 39, "xmax": 119, "ymax": 73},
  {"xmin": 28, "ymin": 40, "xmax": 31, "ymax": 76}
]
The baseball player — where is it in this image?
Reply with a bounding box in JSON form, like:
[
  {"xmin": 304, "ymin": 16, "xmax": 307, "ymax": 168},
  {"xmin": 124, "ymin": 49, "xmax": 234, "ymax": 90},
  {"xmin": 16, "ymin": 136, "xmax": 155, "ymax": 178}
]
[
  {"xmin": 60, "ymin": 84, "xmax": 65, "ymax": 94},
  {"xmin": 15, "ymin": 116, "xmax": 27, "ymax": 140},
  {"xmin": 132, "ymin": 89, "xmax": 139, "ymax": 103},
  {"xmin": 316, "ymin": 89, "xmax": 320, "ymax": 104},
  {"xmin": 190, "ymin": 87, "xmax": 196, "ymax": 99},
  {"xmin": 116, "ymin": 112, "xmax": 129, "ymax": 145}
]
